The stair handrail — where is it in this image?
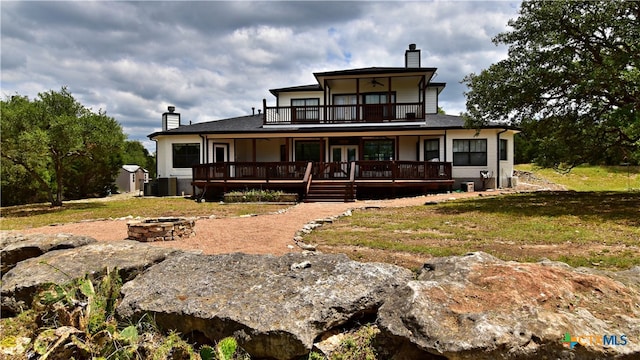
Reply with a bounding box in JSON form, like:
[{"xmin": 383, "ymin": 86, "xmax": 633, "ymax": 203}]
[
  {"xmin": 303, "ymin": 162, "xmax": 313, "ymax": 197},
  {"xmin": 347, "ymin": 161, "xmax": 356, "ymax": 200}
]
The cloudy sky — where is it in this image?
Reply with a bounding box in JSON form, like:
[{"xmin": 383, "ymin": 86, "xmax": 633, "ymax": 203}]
[{"xmin": 1, "ymin": 1, "xmax": 521, "ymax": 151}]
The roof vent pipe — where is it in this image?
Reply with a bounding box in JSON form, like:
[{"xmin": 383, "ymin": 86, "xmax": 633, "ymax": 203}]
[{"xmin": 252, "ymin": 107, "xmax": 255, "ymax": 115}]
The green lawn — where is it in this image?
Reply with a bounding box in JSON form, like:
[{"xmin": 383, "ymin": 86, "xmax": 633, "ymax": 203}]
[
  {"xmin": 306, "ymin": 191, "xmax": 640, "ymax": 270},
  {"xmin": 0, "ymin": 197, "xmax": 288, "ymax": 230},
  {"xmin": 306, "ymin": 165, "xmax": 640, "ymax": 271},
  {"xmin": 515, "ymin": 164, "xmax": 640, "ymax": 191}
]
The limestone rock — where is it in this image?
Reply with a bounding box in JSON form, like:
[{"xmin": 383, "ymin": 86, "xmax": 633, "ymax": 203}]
[
  {"xmin": 0, "ymin": 232, "xmax": 97, "ymax": 275},
  {"xmin": 117, "ymin": 252, "xmax": 412, "ymax": 360},
  {"xmin": 378, "ymin": 252, "xmax": 640, "ymax": 359},
  {"xmin": 1, "ymin": 240, "xmax": 178, "ymax": 317}
]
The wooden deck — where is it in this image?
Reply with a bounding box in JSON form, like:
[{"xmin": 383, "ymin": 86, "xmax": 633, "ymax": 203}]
[{"xmin": 192, "ymin": 161, "xmax": 453, "ymax": 201}]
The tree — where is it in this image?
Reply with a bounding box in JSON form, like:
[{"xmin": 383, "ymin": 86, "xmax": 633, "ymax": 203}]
[
  {"xmin": 1, "ymin": 88, "xmax": 125, "ymax": 206},
  {"xmin": 123, "ymin": 140, "xmax": 156, "ymax": 179},
  {"xmin": 463, "ymin": 0, "xmax": 640, "ymax": 169}
]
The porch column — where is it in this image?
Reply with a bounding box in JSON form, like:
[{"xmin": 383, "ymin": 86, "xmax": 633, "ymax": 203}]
[
  {"xmin": 324, "ymin": 79, "xmax": 328, "ymax": 123},
  {"xmin": 388, "ymin": 76, "xmax": 392, "ymax": 120},
  {"xmin": 252, "ymin": 139, "xmax": 257, "ymax": 162},
  {"xmin": 395, "ymin": 136, "xmax": 400, "ymax": 161},
  {"xmin": 421, "ymin": 75, "xmax": 426, "ymax": 118},
  {"xmin": 356, "ymin": 78, "xmax": 360, "ymax": 121},
  {"xmin": 285, "ymin": 138, "xmax": 290, "ymax": 161}
]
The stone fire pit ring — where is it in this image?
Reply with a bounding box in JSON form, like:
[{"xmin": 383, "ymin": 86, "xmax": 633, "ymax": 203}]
[{"xmin": 127, "ymin": 217, "xmax": 196, "ymax": 242}]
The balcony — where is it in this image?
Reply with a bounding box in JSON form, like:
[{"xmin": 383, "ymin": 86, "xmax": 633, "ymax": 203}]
[{"xmin": 263, "ymin": 103, "xmax": 425, "ymax": 125}]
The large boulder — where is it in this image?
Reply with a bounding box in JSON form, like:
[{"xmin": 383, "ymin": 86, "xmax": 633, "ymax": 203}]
[
  {"xmin": 1, "ymin": 240, "xmax": 178, "ymax": 317},
  {"xmin": 117, "ymin": 252, "xmax": 413, "ymax": 360},
  {"xmin": 378, "ymin": 252, "xmax": 640, "ymax": 359},
  {"xmin": 0, "ymin": 232, "xmax": 97, "ymax": 275}
]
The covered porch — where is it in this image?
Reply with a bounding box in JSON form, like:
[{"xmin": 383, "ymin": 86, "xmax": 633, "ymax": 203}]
[{"xmin": 192, "ymin": 161, "xmax": 453, "ymax": 202}]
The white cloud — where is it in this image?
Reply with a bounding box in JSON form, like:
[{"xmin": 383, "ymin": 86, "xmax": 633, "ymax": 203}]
[{"xmin": 1, "ymin": 1, "xmax": 521, "ymax": 150}]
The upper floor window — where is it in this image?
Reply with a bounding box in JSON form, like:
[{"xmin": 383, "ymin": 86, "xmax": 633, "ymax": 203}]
[
  {"xmin": 499, "ymin": 139, "xmax": 508, "ymax": 161},
  {"xmin": 363, "ymin": 92, "xmax": 396, "ymax": 120},
  {"xmin": 291, "ymin": 98, "xmax": 319, "ymax": 122},
  {"xmin": 453, "ymin": 139, "xmax": 487, "ymax": 166},
  {"xmin": 333, "ymin": 95, "xmax": 357, "ymax": 121},
  {"xmin": 172, "ymin": 143, "xmax": 200, "ymax": 168}
]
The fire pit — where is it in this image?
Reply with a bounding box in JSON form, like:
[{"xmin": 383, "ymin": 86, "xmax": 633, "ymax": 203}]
[{"xmin": 127, "ymin": 217, "xmax": 195, "ymax": 242}]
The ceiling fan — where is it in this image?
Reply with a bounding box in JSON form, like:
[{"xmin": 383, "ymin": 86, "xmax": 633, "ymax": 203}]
[{"xmin": 370, "ymin": 78, "xmax": 384, "ymax": 87}]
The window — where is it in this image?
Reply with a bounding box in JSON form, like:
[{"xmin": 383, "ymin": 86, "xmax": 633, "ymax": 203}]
[
  {"xmin": 363, "ymin": 139, "xmax": 394, "ymax": 160},
  {"xmin": 453, "ymin": 139, "xmax": 487, "ymax": 166},
  {"xmin": 295, "ymin": 141, "xmax": 321, "ymax": 161},
  {"xmin": 424, "ymin": 139, "xmax": 440, "ymax": 161},
  {"xmin": 499, "ymin": 139, "xmax": 508, "ymax": 161},
  {"xmin": 172, "ymin": 143, "xmax": 200, "ymax": 168},
  {"xmin": 291, "ymin": 98, "xmax": 319, "ymax": 121},
  {"xmin": 363, "ymin": 93, "xmax": 396, "ymax": 120},
  {"xmin": 333, "ymin": 95, "xmax": 357, "ymax": 120}
]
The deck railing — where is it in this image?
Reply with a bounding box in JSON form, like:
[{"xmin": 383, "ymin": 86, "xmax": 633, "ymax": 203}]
[
  {"xmin": 192, "ymin": 162, "xmax": 310, "ymax": 182},
  {"xmin": 263, "ymin": 103, "xmax": 425, "ymax": 125},
  {"xmin": 193, "ymin": 161, "xmax": 451, "ymax": 182}
]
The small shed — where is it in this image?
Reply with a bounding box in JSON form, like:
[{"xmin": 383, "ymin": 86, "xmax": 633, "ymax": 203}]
[{"xmin": 116, "ymin": 165, "xmax": 149, "ymax": 193}]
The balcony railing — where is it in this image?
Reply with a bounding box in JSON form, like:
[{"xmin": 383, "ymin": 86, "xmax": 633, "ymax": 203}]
[
  {"xmin": 193, "ymin": 161, "xmax": 451, "ymax": 182},
  {"xmin": 263, "ymin": 103, "xmax": 425, "ymax": 125}
]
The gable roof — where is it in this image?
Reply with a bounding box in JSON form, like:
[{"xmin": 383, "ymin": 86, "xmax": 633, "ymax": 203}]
[
  {"xmin": 269, "ymin": 84, "xmax": 322, "ymax": 96},
  {"xmin": 122, "ymin": 165, "xmax": 148, "ymax": 173},
  {"xmin": 148, "ymin": 113, "xmax": 517, "ymax": 139},
  {"xmin": 313, "ymin": 66, "xmax": 437, "ymax": 77}
]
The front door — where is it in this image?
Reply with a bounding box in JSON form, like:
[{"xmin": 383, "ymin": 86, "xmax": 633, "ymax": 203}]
[{"xmin": 330, "ymin": 145, "xmax": 357, "ymax": 178}]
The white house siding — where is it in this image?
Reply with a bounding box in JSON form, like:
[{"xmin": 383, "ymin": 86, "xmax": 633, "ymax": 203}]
[
  {"xmin": 425, "ymin": 88, "xmax": 438, "ymax": 114},
  {"xmin": 234, "ymin": 138, "xmax": 282, "ymax": 162},
  {"xmin": 446, "ymin": 129, "xmax": 515, "ymax": 189},
  {"xmin": 207, "ymin": 138, "xmax": 235, "ymax": 164},
  {"xmin": 398, "ymin": 136, "xmax": 419, "ymax": 161},
  {"xmin": 155, "ymin": 134, "xmax": 203, "ymax": 179},
  {"xmin": 498, "ymin": 131, "xmax": 515, "ymax": 188},
  {"xmin": 419, "ymin": 134, "xmax": 446, "ymax": 161},
  {"xmin": 278, "ymin": 91, "xmax": 325, "ymax": 106},
  {"xmin": 235, "ymin": 139, "xmax": 253, "ymax": 162},
  {"xmin": 155, "ymin": 134, "xmax": 207, "ymax": 195},
  {"xmin": 256, "ymin": 139, "xmax": 284, "ymax": 162}
]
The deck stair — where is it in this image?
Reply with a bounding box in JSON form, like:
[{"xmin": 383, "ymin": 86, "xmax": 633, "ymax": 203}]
[{"xmin": 305, "ymin": 180, "xmax": 356, "ymax": 203}]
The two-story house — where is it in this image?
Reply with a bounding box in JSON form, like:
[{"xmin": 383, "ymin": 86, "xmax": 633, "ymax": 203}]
[{"xmin": 149, "ymin": 44, "xmax": 519, "ymax": 201}]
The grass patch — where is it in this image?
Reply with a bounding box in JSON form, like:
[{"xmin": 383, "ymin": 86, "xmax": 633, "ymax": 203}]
[
  {"xmin": 306, "ymin": 191, "xmax": 640, "ymax": 271},
  {"xmin": 515, "ymin": 164, "xmax": 640, "ymax": 191},
  {"xmin": 0, "ymin": 197, "xmax": 289, "ymax": 230}
]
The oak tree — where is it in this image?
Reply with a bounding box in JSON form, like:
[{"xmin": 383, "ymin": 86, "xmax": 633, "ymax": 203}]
[
  {"xmin": 463, "ymin": 0, "xmax": 640, "ymax": 169},
  {"xmin": 1, "ymin": 88, "xmax": 125, "ymax": 206}
]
